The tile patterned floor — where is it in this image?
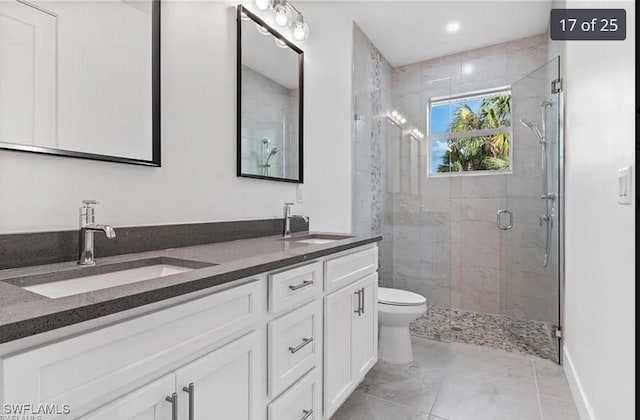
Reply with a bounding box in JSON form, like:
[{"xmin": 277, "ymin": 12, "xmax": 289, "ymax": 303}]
[
  {"xmin": 409, "ymin": 307, "xmax": 558, "ymax": 361},
  {"xmin": 332, "ymin": 337, "xmax": 580, "ymax": 420}
]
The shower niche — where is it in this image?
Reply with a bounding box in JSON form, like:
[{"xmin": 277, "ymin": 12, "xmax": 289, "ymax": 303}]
[{"xmin": 236, "ymin": 5, "xmax": 303, "ymax": 183}]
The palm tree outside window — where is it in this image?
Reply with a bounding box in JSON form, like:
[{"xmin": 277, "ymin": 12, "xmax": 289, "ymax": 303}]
[{"xmin": 428, "ymin": 87, "xmax": 512, "ymax": 176}]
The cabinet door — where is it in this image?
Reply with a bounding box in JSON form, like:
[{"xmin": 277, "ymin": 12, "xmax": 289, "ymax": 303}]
[
  {"xmin": 352, "ymin": 273, "xmax": 378, "ymax": 379},
  {"xmin": 323, "ymin": 281, "xmax": 359, "ymax": 418},
  {"xmin": 174, "ymin": 331, "xmax": 264, "ymax": 420},
  {"xmin": 82, "ymin": 374, "xmax": 174, "ymax": 420}
]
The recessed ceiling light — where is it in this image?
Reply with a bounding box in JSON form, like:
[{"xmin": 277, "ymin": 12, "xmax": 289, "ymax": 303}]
[{"xmin": 446, "ymin": 22, "xmax": 461, "ymax": 33}]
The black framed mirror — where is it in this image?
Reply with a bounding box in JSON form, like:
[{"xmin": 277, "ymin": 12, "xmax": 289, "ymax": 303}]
[
  {"xmin": 0, "ymin": 0, "xmax": 161, "ymax": 166},
  {"xmin": 237, "ymin": 5, "xmax": 303, "ymax": 183}
]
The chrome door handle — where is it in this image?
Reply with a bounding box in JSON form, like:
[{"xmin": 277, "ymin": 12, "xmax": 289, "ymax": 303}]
[
  {"xmin": 165, "ymin": 393, "xmax": 178, "ymax": 420},
  {"xmin": 182, "ymin": 383, "xmax": 194, "ymax": 420},
  {"xmin": 354, "ymin": 289, "xmax": 362, "ymax": 315},
  {"xmin": 289, "ymin": 337, "xmax": 313, "ymax": 353},
  {"xmin": 289, "ymin": 280, "xmax": 313, "ymax": 291},
  {"xmin": 496, "ymin": 210, "xmax": 513, "ymax": 230},
  {"xmin": 301, "ymin": 409, "xmax": 313, "ymax": 420}
]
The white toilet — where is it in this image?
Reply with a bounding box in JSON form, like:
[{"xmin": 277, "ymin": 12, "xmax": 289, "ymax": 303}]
[{"xmin": 378, "ymin": 287, "xmax": 427, "ymax": 364}]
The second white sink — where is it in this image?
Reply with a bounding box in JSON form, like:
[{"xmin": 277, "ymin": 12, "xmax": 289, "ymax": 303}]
[{"xmin": 294, "ymin": 238, "xmax": 338, "ymax": 244}]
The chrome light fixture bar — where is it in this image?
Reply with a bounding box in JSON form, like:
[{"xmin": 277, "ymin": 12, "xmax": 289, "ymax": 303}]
[{"xmin": 254, "ymin": 0, "xmax": 309, "ymax": 42}]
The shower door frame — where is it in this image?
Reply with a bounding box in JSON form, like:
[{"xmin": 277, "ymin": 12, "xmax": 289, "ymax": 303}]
[{"xmin": 556, "ymin": 57, "xmax": 566, "ymax": 365}]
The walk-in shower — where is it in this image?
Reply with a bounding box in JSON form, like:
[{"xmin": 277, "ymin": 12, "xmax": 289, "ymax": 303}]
[{"xmin": 378, "ymin": 52, "xmax": 563, "ymax": 363}]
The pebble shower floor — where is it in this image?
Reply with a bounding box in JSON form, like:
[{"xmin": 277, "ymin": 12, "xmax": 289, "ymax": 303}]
[{"xmin": 409, "ymin": 306, "xmax": 557, "ymax": 361}]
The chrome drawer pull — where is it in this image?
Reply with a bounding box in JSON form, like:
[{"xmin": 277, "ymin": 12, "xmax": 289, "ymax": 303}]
[
  {"xmin": 165, "ymin": 393, "xmax": 178, "ymax": 420},
  {"xmin": 289, "ymin": 280, "xmax": 314, "ymax": 291},
  {"xmin": 182, "ymin": 383, "xmax": 195, "ymax": 420},
  {"xmin": 301, "ymin": 409, "xmax": 313, "ymax": 420},
  {"xmin": 360, "ymin": 287, "xmax": 365, "ymax": 314},
  {"xmin": 289, "ymin": 337, "xmax": 313, "ymax": 353},
  {"xmin": 354, "ymin": 290, "xmax": 362, "ymax": 315}
]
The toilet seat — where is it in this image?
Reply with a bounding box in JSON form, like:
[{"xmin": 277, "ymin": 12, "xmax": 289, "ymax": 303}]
[{"xmin": 378, "ymin": 287, "xmax": 427, "ymax": 307}]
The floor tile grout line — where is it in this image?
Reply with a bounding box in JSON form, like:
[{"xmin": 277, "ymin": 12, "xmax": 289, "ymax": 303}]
[
  {"xmin": 426, "ymin": 367, "xmax": 446, "ymax": 417},
  {"xmin": 532, "ymin": 359, "xmax": 545, "ymax": 420},
  {"xmin": 353, "ymin": 387, "xmax": 431, "ymax": 414}
]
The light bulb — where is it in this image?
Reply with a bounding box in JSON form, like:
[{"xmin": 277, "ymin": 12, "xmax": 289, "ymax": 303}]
[
  {"xmin": 446, "ymin": 21, "xmax": 461, "ymax": 33},
  {"xmin": 391, "ymin": 110, "xmax": 399, "ymax": 118},
  {"xmin": 293, "ymin": 20, "xmax": 309, "ymax": 42},
  {"xmin": 400, "ymin": 117, "xmax": 407, "ymax": 124},
  {"xmin": 274, "ymin": 3, "xmax": 291, "ymax": 27},
  {"xmin": 255, "ymin": 0, "xmax": 271, "ymax": 11}
]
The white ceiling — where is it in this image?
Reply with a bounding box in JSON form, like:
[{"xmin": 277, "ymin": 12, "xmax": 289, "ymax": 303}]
[{"xmin": 298, "ymin": 1, "xmax": 552, "ymax": 67}]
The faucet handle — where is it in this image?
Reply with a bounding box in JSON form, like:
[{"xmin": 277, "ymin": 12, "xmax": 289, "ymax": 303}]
[{"xmin": 82, "ymin": 200, "xmax": 99, "ymax": 207}]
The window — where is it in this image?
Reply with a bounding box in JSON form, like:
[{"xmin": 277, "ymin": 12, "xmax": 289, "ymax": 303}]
[{"xmin": 428, "ymin": 88, "xmax": 512, "ymax": 176}]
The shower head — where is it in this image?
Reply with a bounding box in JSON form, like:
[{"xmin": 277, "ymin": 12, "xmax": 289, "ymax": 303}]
[
  {"xmin": 519, "ymin": 119, "xmax": 544, "ymax": 143},
  {"xmin": 266, "ymin": 146, "xmax": 279, "ymax": 163}
]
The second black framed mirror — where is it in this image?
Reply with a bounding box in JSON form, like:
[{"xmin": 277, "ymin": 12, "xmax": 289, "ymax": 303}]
[{"xmin": 237, "ymin": 5, "xmax": 304, "ymax": 183}]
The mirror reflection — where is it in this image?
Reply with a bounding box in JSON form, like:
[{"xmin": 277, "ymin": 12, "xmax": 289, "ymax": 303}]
[
  {"xmin": 0, "ymin": 0, "xmax": 159, "ymax": 165},
  {"xmin": 238, "ymin": 6, "xmax": 303, "ymax": 182}
]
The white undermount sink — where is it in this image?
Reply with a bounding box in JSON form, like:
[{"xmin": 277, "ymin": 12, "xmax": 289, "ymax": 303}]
[
  {"xmin": 294, "ymin": 238, "xmax": 338, "ymax": 244},
  {"xmin": 280, "ymin": 234, "xmax": 354, "ymax": 245},
  {"xmin": 14, "ymin": 258, "xmax": 215, "ymax": 299}
]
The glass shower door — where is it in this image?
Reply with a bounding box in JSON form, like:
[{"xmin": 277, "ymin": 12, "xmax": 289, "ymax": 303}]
[{"xmin": 499, "ymin": 57, "xmax": 562, "ymax": 363}]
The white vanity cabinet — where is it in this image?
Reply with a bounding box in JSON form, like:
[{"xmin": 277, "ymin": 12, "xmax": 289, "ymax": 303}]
[
  {"xmin": 173, "ymin": 331, "xmax": 263, "ymax": 420},
  {"xmin": 0, "ymin": 243, "xmax": 379, "ymax": 420},
  {"xmin": 84, "ymin": 332, "xmax": 263, "ymax": 420},
  {"xmin": 82, "ymin": 374, "xmax": 175, "ymax": 420},
  {"xmin": 323, "ymin": 272, "xmax": 378, "ymax": 418},
  {"xmin": 322, "ymin": 247, "xmax": 379, "ymax": 418},
  {"xmin": 0, "ymin": 280, "xmax": 265, "ymax": 419}
]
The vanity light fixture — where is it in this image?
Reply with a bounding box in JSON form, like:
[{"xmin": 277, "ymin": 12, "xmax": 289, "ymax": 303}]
[
  {"xmin": 388, "ymin": 110, "xmax": 407, "ymax": 126},
  {"xmin": 409, "ymin": 128, "xmax": 425, "ymax": 140},
  {"xmin": 253, "ymin": 0, "xmax": 310, "ymax": 43}
]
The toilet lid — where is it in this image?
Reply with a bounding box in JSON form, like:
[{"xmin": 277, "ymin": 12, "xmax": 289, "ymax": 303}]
[{"xmin": 378, "ymin": 287, "xmax": 427, "ymax": 306}]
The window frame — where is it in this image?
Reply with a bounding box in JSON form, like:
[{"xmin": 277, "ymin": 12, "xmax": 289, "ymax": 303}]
[{"xmin": 426, "ymin": 86, "xmax": 513, "ymax": 177}]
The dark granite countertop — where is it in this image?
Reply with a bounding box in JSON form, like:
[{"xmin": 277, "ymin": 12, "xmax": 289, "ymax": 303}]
[{"xmin": 0, "ymin": 232, "xmax": 381, "ymax": 344}]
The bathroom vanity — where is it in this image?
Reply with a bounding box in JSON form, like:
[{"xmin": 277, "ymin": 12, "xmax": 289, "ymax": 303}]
[{"xmin": 0, "ymin": 233, "xmax": 380, "ymax": 420}]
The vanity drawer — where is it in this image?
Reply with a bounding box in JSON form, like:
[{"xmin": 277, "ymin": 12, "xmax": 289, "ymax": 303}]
[
  {"xmin": 324, "ymin": 246, "xmax": 378, "ymax": 292},
  {"xmin": 268, "ymin": 300, "xmax": 322, "ymax": 397},
  {"xmin": 1, "ymin": 280, "xmax": 264, "ymax": 418},
  {"xmin": 268, "ymin": 367, "xmax": 322, "ymax": 420},
  {"xmin": 269, "ymin": 261, "xmax": 322, "ymax": 313}
]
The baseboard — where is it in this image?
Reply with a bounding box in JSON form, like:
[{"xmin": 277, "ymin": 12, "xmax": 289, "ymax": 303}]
[{"xmin": 563, "ymin": 345, "xmax": 597, "ymax": 420}]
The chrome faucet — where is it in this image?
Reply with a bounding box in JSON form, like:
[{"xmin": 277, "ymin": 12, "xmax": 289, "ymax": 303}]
[
  {"xmin": 283, "ymin": 202, "xmax": 309, "ymax": 237},
  {"xmin": 78, "ymin": 200, "xmax": 116, "ymax": 266}
]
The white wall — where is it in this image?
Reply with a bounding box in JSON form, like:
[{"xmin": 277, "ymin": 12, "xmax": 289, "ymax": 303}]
[
  {"xmin": 0, "ymin": 0, "xmax": 353, "ymax": 234},
  {"xmin": 562, "ymin": 2, "xmax": 635, "ymax": 419}
]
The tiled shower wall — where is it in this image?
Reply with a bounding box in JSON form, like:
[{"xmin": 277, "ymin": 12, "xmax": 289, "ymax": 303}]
[
  {"xmin": 351, "ymin": 25, "xmax": 394, "ymax": 287},
  {"xmin": 387, "ymin": 34, "xmax": 558, "ymax": 323}
]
